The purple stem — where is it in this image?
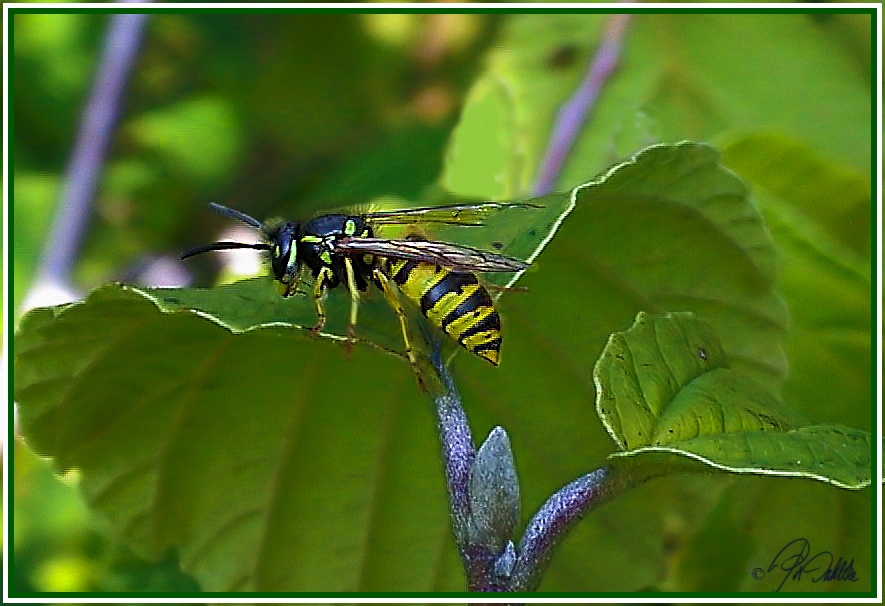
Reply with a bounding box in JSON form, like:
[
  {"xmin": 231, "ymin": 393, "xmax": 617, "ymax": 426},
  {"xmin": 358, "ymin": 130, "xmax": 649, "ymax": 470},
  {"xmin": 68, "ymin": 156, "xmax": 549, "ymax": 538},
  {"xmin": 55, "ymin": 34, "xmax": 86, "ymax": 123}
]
[
  {"xmin": 431, "ymin": 351, "xmax": 476, "ymax": 552},
  {"xmin": 531, "ymin": 13, "xmax": 633, "ymax": 197},
  {"xmin": 511, "ymin": 467, "xmax": 627, "ymax": 591},
  {"xmin": 36, "ymin": 11, "xmax": 150, "ymax": 286}
]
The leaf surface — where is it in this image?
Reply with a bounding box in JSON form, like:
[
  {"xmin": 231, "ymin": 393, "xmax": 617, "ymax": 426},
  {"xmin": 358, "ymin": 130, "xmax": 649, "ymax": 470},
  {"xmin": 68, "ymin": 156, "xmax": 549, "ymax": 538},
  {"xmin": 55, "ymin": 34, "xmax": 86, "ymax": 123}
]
[
  {"xmin": 15, "ymin": 285, "xmax": 458, "ymax": 591},
  {"xmin": 595, "ymin": 312, "xmax": 873, "ymax": 490}
]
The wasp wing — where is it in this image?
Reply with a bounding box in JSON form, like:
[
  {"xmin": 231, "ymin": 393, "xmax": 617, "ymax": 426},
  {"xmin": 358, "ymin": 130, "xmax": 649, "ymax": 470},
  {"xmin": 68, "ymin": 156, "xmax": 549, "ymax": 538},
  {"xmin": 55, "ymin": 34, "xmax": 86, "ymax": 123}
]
[
  {"xmin": 362, "ymin": 202, "xmax": 542, "ymax": 227},
  {"xmin": 333, "ymin": 237, "xmax": 529, "ymax": 273}
]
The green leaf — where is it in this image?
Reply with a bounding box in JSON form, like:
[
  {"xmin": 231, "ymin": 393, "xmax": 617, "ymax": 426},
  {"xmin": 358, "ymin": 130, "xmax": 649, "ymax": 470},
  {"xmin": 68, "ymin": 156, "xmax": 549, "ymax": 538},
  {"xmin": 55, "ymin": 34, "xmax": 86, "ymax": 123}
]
[
  {"xmin": 127, "ymin": 97, "xmax": 242, "ymax": 184},
  {"xmin": 15, "ymin": 284, "xmax": 461, "ymax": 591},
  {"xmin": 722, "ymin": 134, "xmax": 872, "ymax": 431},
  {"xmin": 442, "ymin": 77, "xmax": 521, "ymax": 200},
  {"xmin": 557, "ymin": 141, "xmax": 789, "ymax": 394},
  {"xmin": 430, "ymin": 140, "xmax": 794, "ymax": 588},
  {"xmin": 137, "ymin": 277, "xmax": 386, "ymax": 345},
  {"xmin": 595, "ymin": 312, "xmax": 873, "ymax": 490},
  {"xmin": 722, "ymin": 133, "xmax": 871, "ymax": 257}
]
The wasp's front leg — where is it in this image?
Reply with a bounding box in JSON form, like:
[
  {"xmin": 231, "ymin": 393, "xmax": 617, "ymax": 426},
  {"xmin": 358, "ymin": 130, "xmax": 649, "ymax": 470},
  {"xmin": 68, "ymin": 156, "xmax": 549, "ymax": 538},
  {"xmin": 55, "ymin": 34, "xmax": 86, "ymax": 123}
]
[{"xmin": 276, "ymin": 274, "xmax": 302, "ymax": 298}]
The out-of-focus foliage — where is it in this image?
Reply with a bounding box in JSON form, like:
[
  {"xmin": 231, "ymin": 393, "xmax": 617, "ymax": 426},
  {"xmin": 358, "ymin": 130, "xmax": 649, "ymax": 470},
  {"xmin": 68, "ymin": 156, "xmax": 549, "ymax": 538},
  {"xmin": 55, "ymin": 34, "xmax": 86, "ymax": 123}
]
[
  {"xmin": 13, "ymin": 11, "xmax": 501, "ymax": 593},
  {"xmin": 12, "ymin": 10, "xmax": 873, "ymax": 595},
  {"xmin": 14, "ymin": 12, "xmax": 495, "ymax": 307}
]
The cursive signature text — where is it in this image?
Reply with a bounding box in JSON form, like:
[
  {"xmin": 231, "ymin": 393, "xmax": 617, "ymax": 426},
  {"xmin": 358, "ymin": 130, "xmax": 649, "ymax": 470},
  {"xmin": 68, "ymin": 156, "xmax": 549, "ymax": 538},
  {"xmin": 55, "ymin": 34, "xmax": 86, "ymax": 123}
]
[{"xmin": 767, "ymin": 538, "xmax": 859, "ymax": 591}]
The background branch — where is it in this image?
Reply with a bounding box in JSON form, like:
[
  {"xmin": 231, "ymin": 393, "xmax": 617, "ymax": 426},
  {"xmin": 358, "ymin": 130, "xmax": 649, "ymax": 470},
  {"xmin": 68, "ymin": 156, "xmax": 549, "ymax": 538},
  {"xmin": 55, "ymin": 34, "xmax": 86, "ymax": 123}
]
[
  {"xmin": 531, "ymin": 13, "xmax": 633, "ymax": 196},
  {"xmin": 27, "ymin": 11, "xmax": 149, "ymax": 307}
]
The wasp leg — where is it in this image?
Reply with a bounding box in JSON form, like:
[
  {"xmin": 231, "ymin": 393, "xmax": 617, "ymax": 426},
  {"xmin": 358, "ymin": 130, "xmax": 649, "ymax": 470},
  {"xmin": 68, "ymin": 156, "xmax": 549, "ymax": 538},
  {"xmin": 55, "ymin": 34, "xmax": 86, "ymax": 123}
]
[
  {"xmin": 373, "ymin": 268, "xmax": 426, "ymax": 391},
  {"xmin": 278, "ymin": 274, "xmax": 303, "ymax": 298},
  {"xmin": 310, "ymin": 266, "xmax": 333, "ymax": 337},
  {"xmin": 342, "ymin": 256, "xmax": 361, "ymax": 356}
]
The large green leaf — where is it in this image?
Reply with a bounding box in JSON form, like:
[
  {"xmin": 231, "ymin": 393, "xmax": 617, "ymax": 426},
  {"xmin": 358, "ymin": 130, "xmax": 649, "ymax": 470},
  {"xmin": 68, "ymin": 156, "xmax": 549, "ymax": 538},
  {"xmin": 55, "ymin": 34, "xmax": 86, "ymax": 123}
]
[
  {"xmin": 16, "ymin": 142, "xmax": 795, "ymax": 592},
  {"xmin": 557, "ymin": 141, "xmax": 788, "ymax": 393},
  {"xmin": 458, "ymin": 145, "xmax": 808, "ymax": 597},
  {"xmin": 595, "ymin": 312, "xmax": 873, "ymax": 490},
  {"xmin": 15, "ymin": 284, "xmax": 461, "ymax": 591},
  {"xmin": 722, "ymin": 134, "xmax": 873, "ymax": 433},
  {"xmin": 722, "ymin": 133, "xmax": 871, "ymax": 258}
]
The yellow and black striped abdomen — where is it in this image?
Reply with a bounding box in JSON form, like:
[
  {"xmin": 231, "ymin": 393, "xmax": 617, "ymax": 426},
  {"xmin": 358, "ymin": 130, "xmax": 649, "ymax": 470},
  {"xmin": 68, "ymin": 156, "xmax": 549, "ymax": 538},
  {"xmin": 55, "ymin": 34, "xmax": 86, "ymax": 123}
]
[{"xmin": 381, "ymin": 258, "xmax": 502, "ymax": 365}]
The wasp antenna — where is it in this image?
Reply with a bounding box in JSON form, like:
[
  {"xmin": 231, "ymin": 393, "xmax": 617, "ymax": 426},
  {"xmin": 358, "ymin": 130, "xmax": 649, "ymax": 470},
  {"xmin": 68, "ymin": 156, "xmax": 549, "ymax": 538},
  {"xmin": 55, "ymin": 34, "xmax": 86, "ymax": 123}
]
[
  {"xmin": 208, "ymin": 202, "xmax": 264, "ymax": 230},
  {"xmin": 180, "ymin": 241, "xmax": 271, "ymax": 260}
]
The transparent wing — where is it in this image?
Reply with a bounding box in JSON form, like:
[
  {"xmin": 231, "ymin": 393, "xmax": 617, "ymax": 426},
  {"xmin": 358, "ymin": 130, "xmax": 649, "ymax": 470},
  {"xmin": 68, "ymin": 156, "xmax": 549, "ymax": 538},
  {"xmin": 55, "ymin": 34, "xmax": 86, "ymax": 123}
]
[
  {"xmin": 332, "ymin": 237, "xmax": 529, "ymax": 273},
  {"xmin": 362, "ymin": 202, "xmax": 542, "ymax": 227}
]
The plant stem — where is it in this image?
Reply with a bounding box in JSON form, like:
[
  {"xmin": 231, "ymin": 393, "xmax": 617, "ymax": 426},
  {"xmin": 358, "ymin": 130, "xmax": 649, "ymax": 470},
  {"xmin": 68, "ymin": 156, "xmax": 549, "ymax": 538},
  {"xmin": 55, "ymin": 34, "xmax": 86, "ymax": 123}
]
[
  {"xmin": 510, "ymin": 466, "xmax": 632, "ymax": 591},
  {"xmin": 531, "ymin": 13, "xmax": 633, "ymax": 196},
  {"xmin": 430, "ymin": 351, "xmax": 639, "ymax": 592},
  {"xmin": 34, "ymin": 12, "xmax": 150, "ymax": 291},
  {"xmin": 431, "ymin": 351, "xmax": 476, "ymax": 552}
]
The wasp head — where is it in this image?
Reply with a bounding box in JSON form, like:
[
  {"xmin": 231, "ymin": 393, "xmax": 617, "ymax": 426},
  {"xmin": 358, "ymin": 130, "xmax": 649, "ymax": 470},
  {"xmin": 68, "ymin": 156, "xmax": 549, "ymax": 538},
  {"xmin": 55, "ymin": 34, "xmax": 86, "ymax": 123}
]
[
  {"xmin": 264, "ymin": 221, "xmax": 302, "ymax": 297},
  {"xmin": 180, "ymin": 203, "xmax": 301, "ymax": 296}
]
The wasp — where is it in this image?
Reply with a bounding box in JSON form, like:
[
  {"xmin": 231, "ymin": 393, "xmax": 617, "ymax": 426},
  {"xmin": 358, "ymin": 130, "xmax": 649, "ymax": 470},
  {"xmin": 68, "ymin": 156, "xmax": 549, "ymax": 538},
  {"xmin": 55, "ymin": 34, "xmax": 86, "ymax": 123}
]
[{"xmin": 180, "ymin": 202, "xmax": 532, "ymax": 382}]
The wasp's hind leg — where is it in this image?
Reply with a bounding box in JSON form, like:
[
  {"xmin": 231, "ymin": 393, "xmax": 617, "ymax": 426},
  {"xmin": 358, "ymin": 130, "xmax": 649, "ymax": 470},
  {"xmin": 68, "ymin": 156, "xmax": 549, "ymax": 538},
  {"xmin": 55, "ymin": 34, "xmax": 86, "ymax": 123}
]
[
  {"xmin": 342, "ymin": 257, "xmax": 361, "ymax": 357},
  {"xmin": 373, "ymin": 269, "xmax": 427, "ymax": 391}
]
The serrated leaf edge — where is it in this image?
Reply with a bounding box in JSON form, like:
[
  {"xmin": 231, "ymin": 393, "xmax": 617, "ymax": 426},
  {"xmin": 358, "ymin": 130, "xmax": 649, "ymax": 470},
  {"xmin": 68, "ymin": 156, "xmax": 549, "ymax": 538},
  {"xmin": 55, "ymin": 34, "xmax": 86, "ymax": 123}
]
[
  {"xmin": 125, "ymin": 284, "xmax": 413, "ymax": 364},
  {"xmin": 125, "ymin": 284, "xmax": 350, "ymax": 341}
]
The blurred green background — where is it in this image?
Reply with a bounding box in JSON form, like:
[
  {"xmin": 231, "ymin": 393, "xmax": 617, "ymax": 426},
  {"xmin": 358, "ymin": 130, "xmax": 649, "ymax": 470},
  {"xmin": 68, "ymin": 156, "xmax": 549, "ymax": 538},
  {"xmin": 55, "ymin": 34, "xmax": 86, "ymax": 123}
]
[
  {"xmin": 13, "ymin": 10, "xmax": 503, "ymax": 592},
  {"xmin": 11, "ymin": 9, "xmax": 874, "ymax": 594}
]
